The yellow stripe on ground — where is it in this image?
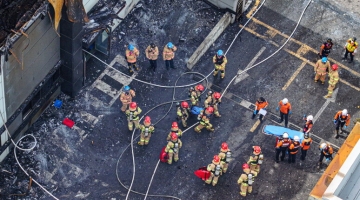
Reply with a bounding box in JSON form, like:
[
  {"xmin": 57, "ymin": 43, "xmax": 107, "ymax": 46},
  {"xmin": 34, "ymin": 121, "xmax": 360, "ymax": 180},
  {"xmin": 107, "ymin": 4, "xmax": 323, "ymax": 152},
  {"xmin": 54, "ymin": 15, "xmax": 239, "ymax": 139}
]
[
  {"xmin": 246, "ymin": 0, "xmax": 260, "ymax": 18},
  {"xmin": 250, "ymin": 119, "xmax": 261, "ymax": 132},
  {"xmin": 282, "ymin": 61, "xmax": 307, "ymax": 91}
]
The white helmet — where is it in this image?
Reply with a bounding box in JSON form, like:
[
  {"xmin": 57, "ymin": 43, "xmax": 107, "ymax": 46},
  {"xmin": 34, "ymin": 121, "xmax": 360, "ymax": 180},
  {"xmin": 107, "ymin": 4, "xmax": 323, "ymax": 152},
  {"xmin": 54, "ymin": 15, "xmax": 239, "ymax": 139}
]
[
  {"xmin": 282, "ymin": 132, "xmax": 289, "ymax": 139},
  {"xmin": 282, "ymin": 98, "xmax": 288, "ymax": 104},
  {"xmin": 320, "ymin": 143, "xmax": 327, "ymax": 150},
  {"xmin": 294, "ymin": 136, "xmax": 300, "ymax": 142},
  {"xmin": 342, "ymin": 109, "xmax": 348, "ymax": 116},
  {"xmin": 307, "ymin": 115, "xmax": 313, "ymax": 121}
]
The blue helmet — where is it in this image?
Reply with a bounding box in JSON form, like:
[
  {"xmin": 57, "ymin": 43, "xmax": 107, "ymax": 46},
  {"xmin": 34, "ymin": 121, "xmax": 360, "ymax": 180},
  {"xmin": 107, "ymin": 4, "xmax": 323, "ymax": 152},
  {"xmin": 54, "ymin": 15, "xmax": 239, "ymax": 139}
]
[
  {"xmin": 217, "ymin": 50, "xmax": 224, "ymax": 56},
  {"xmin": 128, "ymin": 44, "xmax": 134, "ymax": 51},
  {"xmin": 167, "ymin": 42, "xmax": 174, "ymax": 48},
  {"xmin": 123, "ymin": 85, "xmax": 130, "ymax": 92},
  {"xmin": 321, "ymin": 57, "xmax": 328, "ymax": 63}
]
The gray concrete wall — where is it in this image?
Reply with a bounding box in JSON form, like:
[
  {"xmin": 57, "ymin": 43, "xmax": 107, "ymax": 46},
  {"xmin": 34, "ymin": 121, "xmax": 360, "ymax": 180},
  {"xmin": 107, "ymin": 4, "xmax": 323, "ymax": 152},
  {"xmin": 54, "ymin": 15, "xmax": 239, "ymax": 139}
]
[{"xmin": 3, "ymin": 15, "xmax": 60, "ymax": 118}]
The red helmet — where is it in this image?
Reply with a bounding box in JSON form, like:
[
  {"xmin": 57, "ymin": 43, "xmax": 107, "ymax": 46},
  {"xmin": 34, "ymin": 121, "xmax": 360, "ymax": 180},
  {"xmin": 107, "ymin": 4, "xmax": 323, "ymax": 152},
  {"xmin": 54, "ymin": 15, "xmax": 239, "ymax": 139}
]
[
  {"xmin": 253, "ymin": 146, "xmax": 261, "ymax": 154},
  {"xmin": 332, "ymin": 64, "xmax": 338, "ymax": 71},
  {"xmin": 213, "ymin": 155, "xmax": 220, "ymax": 163},
  {"xmin": 171, "ymin": 122, "xmax": 178, "ymax": 128},
  {"xmin": 205, "ymin": 107, "xmax": 214, "ymax": 114},
  {"xmin": 181, "ymin": 101, "xmax": 189, "ymax": 108},
  {"xmin": 144, "ymin": 116, "xmax": 151, "ymax": 124},
  {"xmin": 130, "ymin": 102, "xmax": 137, "ymax": 109},
  {"xmin": 242, "ymin": 163, "xmax": 250, "ymax": 170},
  {"xmin": 196, "ymin": 84, "xmax": 204, "ymax": 92},
  {"xmin": 221, "ymin": 142, "xmax": 228, "ymax": 151},
  {"xmin": 213, "ymin": 92, "xmax": 221, "ymax": 99},
  {"xmin": 171, "ymin": 132, "xmax": 178, "ymax": 140}
]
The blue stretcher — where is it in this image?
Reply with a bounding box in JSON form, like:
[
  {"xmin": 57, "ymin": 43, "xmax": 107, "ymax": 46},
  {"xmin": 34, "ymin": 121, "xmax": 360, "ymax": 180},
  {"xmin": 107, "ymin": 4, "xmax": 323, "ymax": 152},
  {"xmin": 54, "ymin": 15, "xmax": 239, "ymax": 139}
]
[{"xmin": 263, "ymin": 125, "xmax": 304, "ymax": 142}]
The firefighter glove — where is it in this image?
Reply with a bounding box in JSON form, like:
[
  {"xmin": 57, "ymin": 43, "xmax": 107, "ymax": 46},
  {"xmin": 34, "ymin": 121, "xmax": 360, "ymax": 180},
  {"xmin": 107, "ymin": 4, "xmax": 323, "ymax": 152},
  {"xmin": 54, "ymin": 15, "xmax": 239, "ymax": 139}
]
[
  {"xmin": 276, "ymin": 107, "xmax": 279, "ymax": 111},
  {"xmin": 333, "ymin": 120, "xmax": 337, "ymax": 124}
]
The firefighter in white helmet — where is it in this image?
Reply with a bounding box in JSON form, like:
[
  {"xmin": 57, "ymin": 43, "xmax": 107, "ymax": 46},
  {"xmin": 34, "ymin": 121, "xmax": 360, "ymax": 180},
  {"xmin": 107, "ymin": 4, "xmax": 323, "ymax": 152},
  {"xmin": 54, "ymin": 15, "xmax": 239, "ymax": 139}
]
[
  {"xmin": 288, "ymin": 136, "xmax": 301, "ymax": 163},
  {"xmin": 275, "ymin": 132, "xmax": 291, "ymax": 163},
  {"xmin": 333, "ymin": 109, "xmax": 351, "ymax": 139}
]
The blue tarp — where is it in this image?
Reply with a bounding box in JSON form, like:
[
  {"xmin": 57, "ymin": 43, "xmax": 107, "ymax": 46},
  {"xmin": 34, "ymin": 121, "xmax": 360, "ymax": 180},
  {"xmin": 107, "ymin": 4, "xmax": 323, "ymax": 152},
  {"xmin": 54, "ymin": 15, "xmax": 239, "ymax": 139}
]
[
  {"xmin": 190, "ymin": 106, "xmax": 204, "ymax": 115},
  {"xmin": 263, "ymin": 125, "xmax": 304, "ymax": 142}
]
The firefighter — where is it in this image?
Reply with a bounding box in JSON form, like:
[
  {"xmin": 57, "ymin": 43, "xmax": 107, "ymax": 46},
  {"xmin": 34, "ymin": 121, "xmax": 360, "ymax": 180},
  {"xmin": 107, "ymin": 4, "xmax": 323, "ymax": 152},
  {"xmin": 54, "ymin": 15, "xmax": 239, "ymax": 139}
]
[
  {"xmin": 138, "ymin": 116, "xmax": 155, "ymax": 146},
  {"xmin": 177, "ymin": 101, "xmax": 190, "ymax": 128},
  {"xmin": 125, "ymin": 102, "xmax": 142, "ymax": 131},
  {"xmin": 164, "ymin": 132, "xmax": 182, "ymax": 164},
  {"xmin": 145, "ymin": 43, "xmax": 159, "ymax": 72},
  {"xmin": 317, "ymin": 142, "xmax": 333, "ymax": 169},
  {"xmin": 276, "ymin": 98, "xmax": 292, "ymax": 128},
  {"xmin": 166, "ymin": 122, "xmax": 183, "ymax": 141},
  {"xmin": 125, "ymin": 44, "xmax": 140, "ymax": 73},
  {"xmin": 343, "ymin": 37, "xmax": 358, "ymax": 63},
  {"xmin": 333, "ymin": 109, "xmax": 351, "ymax": 139},
  {"xmin": 205, "ymin": 155, "xmax": 223, "ymax": 186},
  {"xmin": 189, "ymin": 84, "xmax": 205, "ymax": 106},
  {"xmin": 218, "ymin": 142, "xmax": 231, "ymax": 174},
  {"xmin": 247, "ymin": 146, "xmax": 263, "ymax": 176},
  {"xmin": 318, "ymin": 38, "xmax": 333, "ymax": 58},
  {"xmin": 314, "ymin": 57, "xmax": 331, "ymax": 84},
  {"xmin": 194, "ymin": 106, "xmax": 215, "ymax": 133},
  {"xmin": 288, "ymin": 136, "xmax": 301, "ymax": 163},
  {"xmin": 119, "ymin": 85, "xmax": 136, "ymax": 112},
  {"xmin": 163, "ymin": 42, "xmax": 177, "ymax": 70},
  {"xmin": 303, "ymin": 115, "xmax": 313, "ymax": 134},
  {"xmin": 213, "ymin": 50, "xmax": 228, "ymax": 79},
  {"xmin": 300, "ymin": 133, "xmax": 312, "ymax": 161},
  {"xmin": 252, "ymin": 97, "xmax": 268, "ymax": 121},
  {"xmin": 275, "ymin": 132, "xmax": 291, "ymax": 163},
  {"xmin": 204, "ymin": 91, "xmax": 222, "ymax": 117},
  {"xmin": 237, "ymin": 163, "xmax": 257, "ymax": 197},
  {"xmin": 324, "ymin": 64, "xmax": 339, "ymax": 98}
]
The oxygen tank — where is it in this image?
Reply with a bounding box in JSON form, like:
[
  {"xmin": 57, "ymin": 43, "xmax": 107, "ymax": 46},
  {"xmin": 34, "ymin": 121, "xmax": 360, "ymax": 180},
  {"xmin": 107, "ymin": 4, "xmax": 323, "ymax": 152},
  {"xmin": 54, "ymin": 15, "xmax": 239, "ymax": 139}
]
[
  {"xmin": 225, "ymin": 151, "xmax": 232, "ymax": 163},
  {"xmin": 214, "ymin": 165, "xmax": 221, "ymax": 176},
  {"xmin": 129, "ymin": 112, "xmax": 133, "ymax": 121},
  {"xmin": 258, "ymin": 154, "xmax": 264, "ymax": 165},
  {"xmin": 248, "ymin": 174, "xmax": 253, "ymax": 185},
  {"xmin": 144, "ymin": 127, "xmax": 149, "ymax": 137},
  {"xmin": 174, "ymin": 143, "xmax": 179, "ymax": 153}
]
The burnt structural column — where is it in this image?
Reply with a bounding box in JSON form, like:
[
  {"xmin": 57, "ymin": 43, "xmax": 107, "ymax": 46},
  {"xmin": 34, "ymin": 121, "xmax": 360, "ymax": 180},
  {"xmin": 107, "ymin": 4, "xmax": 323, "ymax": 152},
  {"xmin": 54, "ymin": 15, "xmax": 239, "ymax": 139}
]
[{"xmin": 60, "ymin": 8, "xmax": 84, "ymax": 98}]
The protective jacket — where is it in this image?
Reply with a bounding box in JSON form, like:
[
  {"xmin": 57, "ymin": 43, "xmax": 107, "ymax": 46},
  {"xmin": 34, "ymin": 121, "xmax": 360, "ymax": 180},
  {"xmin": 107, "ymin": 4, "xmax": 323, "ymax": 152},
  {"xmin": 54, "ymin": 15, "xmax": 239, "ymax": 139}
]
[
  {"xmin": 334, "ymin": 111, "xmax": 351, "ymax": 126},
  {"xmin": 303, "ymin": 120, "xmax": 313, "ymax": 133},
  {"xmin": 165, "ymin": 139, "xmax": 182, "ymax": 153},
  {"xmin": 213, "ymin": 55, "xmax": 227, "ymax": 68},
  {"xmin": 126, "ymin": 48, "xmax": 139, "ymax": 63},
  {"xmin": 125, "ymin": 107, "xmax": 142, "ymax": 121},
  {"xmin": 328, "ymin": 70, "xmax": 339, "ymax": 86},
  {"xmin": 276, "ymin": 138, "xmax": 291, "ymax": 148},
  {"xmin": 120, "ymin": 90, "xmax": 135, "ymax": 104},
  {"xmin": 255, "ymin": 101, "xmax": 268, "ymax": 111},
  {"xmin": 204, "ymin": 95, "xmax": 221, "ymax": 108},
  {"xmin": 315, "ymin": 60, "xmax": 330, "ymax": 75},
  {"xmin": 301, "ymin": 138, "xmax": 312, "ymax": 150},
  {"xmin": 278, "ymin": 101, "xmax": 291, "ymax": 114},
  {"xmin": 288, "ymin": 141, "xmax": 301, "ymax": 154},
  {"xmin": 163, "ymin": 45, "xmax": 177, "ymax": 60},
  {"xmin": 145, "ymin": 45, "xmax": 159, "ymax": 60},
  {"xmin": 345, "ymin": 39, "xmax": 358, "ymax": 53},
  {"xmin": 177, "ymin": 107, "xmax": 189, "ymax": 119}
]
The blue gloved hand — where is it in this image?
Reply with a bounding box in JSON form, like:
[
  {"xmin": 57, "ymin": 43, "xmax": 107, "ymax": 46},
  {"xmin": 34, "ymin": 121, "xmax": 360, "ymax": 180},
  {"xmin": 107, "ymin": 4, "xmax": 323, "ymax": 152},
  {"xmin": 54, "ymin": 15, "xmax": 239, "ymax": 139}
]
[
  {"xmin": 344, "ymin": 125, "xmax": 347, "ymax": 129},
  {"xmin": 333, "ymin": 119, "xmax": 337, "ymax": 124},
  {"xmin": 253, "ymin": 110, "xmax": 257, "ymax": 115},
  {"xmin": 289, "ymin": 111, "xmax": 292, "ymax": 114},
  {"xmin": 276, "ymin": 107, "xmax": 279, "ymax": 111},
  {"xmin": 303, "ymin": 114, "xmax": 306, "ymax": 118},
  {"xmin": 325, "ymin": 158, "xmax": 330, "ymax": 162}
]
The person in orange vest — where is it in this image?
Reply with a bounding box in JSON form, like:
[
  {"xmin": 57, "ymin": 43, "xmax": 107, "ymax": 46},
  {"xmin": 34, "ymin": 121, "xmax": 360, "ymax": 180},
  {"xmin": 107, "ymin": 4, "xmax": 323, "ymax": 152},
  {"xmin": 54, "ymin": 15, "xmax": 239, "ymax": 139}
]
[
  {"xmin": 275, "ymin": 132, "xmax": 291, "ymax": 163},
  {"xmin": 333, "ymin": 109, "xmax": 351, "ymax": 139},
  {"xmin": 303, "ymin": 115, "xmax": 313, "ymax": 134},
  {"xmin": 125, "ymin": 44, "xmax": 140, "ymax": 73},
  {"xmin": 252, "ymin": 97, "xmax": 268, "ymax": 121},
  {"xmin": 288, "ymin": 136, "xmax": 301, "ymax": 163},
  {"xmin": 314, "ymin": 57, "xmax": 330, "ymax": 84},
  {"xmin": 163, "ymin": 42, "xmax": 177, "ymax": 70},
  {"xmin": 145, "ymin": 43, "xmax": 159, "ymax": 72},
  {"xmin": 300, "ymin": 133, "xmax": 312, "ymax": 161},
  {"xmin": 318, "ymin": 142, "xmax": 333, "ymax": 168},
  {"xmin": 205, "ymin": 155, "xmax": 223, "ymax": 186},
  {"xmin": 166, "ymin": 122, "xmax": 183, "ymax": 141},
  {"xmin": 318, "ymin": 38, "xmax": 333, "ymax": 58},
  {"xmin": 218, "ymin": 142, "xmax": 231, "ymax": 173},
  {"xmin": 343, "ymin": 37, "xmax": 358, "ymax": 63},
  {"xmin": 247, "ymin": 146, "xmax": 263, "ymax": 175},
  {"xmin": 276, "ymin": 98, "xmax": 292, "ymax": 128},
  {"xmin": 237, "ymin": 163, "xmax": 257, "ymax": 197}
]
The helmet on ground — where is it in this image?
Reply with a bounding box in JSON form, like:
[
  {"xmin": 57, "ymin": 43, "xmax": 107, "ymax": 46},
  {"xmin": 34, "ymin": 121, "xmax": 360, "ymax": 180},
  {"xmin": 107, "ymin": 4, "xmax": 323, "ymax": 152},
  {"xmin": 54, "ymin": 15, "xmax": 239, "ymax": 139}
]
[
  {"xmin": 294, "ymin": 136, "xmax": 300, "ymax": 142},
  {"xmin": 167, "ymin": 42, "xmax": 174, "ymax": 48},
  {"xmin": 205, "ymin": 106, "xmax": 214, "ymax": 114},
  {"xmin": 332, "ymin": 64, "xmax": 338, "ymax": 71},
  {"xmin": 144, "ymin": 116, "xmax": 151, "ymax": 124},
  {"xmin": 282, "ymin": 132, "xmax": 289, "ymax": 139},
  {"xmin": 242, "ymin": 163, "xmax": 250, "ymax": 169},
  {"xmin": 181, "ymin": 101, "xmax": 189, "ymax": 108},
  {"xmin": 282, "ymin": 98, "xmax": 288, "ymax": 104},
  {"xmin": 259, "ymin": 97, "xmax": 265, "ymax": 102},
  {"xmin": 213, "ymin": 155, "xmax": 220, "ymax": 164},
  {"xmin": 342, "ymin": 109, "xmax": 348, "ymax": 116},
  {"xmin": 304, "ymin": 133, "xmax": 309, "ymax": 139},
  {"xmin": 171, "ymin": 132, "xmax": 178, "ymax": 141},
  {"xmin": 253, "ymin": 146, "xmax": 261, "ymax": 154},
  {"xmin": 320, "ymin": 143, "xmax": 327, "ymax": 150},
  {"xmin": 213, "ymin": 92, "xmax": 221, "ymax": 99},
  {"xmin": 322, "ymin": 57, "xmax": 328, "ymax": 63},
  {"xmin": 196, "ymin": 84, "xmax": 204, "ymax": 92},
  {"xmin": 171, "ymin": 122, "xmax": 178, "ymax": 128},
  {"xmin": 123, "ymin": 85, "xmax": 130, "ymax": 92},
  {"xmin": 327, "ymin": 38, "xmax": 332, "ymax": 42},
  {"xmin": 217, "ymin": 50, "xmax": 224, "ymax": 56},
  {"xmin": 307, "ymin": 115, "xmax": 313, "ymax": 121},
  {"xmin": 150, "ymin": 43, "xmax": 156, "ymax": 48},
  {"xmin": 130, "ymin": 102, "xmax": 137, "ymax": 109},
  {"xmin": 221, "ymin": 142, "xmax": 229, "ymax": 151},
  {"xmin": 128, "ymin": 44, "xmax": 134, "ymax": 51}
]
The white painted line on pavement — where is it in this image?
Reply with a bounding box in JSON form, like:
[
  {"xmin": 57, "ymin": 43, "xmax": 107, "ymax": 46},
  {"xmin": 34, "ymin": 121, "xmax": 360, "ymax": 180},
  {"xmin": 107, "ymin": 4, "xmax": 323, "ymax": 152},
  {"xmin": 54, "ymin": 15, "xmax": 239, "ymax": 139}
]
[
  {"xmin": 94, "ymin": 80, "xmax": 118, "ymax": 98},
  {"xmin": 313, "ymin": 88, "xmax": 339, "ymax": 123},
  {"xmin": 234, "ymin": 47, "xmax": 266, "ymax": 84}
]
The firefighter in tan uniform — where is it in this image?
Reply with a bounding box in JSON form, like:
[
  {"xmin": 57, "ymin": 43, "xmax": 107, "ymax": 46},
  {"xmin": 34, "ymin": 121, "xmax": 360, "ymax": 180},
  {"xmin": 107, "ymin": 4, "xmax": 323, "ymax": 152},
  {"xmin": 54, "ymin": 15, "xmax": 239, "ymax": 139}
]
[
  {"xmin": 247, "ymin": 146, "xmax": 263, "ymax": 176},
  {"xmin": 119, "ymin": 85, "xmax": 136, "ymax": 112},
  {"xmin": 138, "ymin": 116, "xmax": 155, "ymax": 146},
  {"xmin": 194, "ymin": 107, "xmax": 214, "ymax": 133},
  {"xmin": 125, "ymin": 44, "xmax": 140, "ymax": 73},
  {"xmin": 166, "ymin": 122, "xmax": 183, "ymax": 141},
  {"xmin": 314, "ymin": 57, "xmax": 330, "ymax": 84},
  {"xmin": 213, "ymin": 50, "xmax": 228, "ymax": 79},
  {"xmin": 163, "ymin": 42, "xmax": 177, "ymax": 70},
  {"xmin": 164, "ymin": 132, "xmax": 182, "ymax": 164},
  {"xmin": 218, "ymin": 142, "xmax": 231, "ymax": 173},
  {"xmin": 145, "ymin": 43, "xmax": 159, "ymax": 72},
  {"xmin": 177, "ymin": 101, "xmax": 190, "ymax": 127},
  {"xmin": 205, "ymin": 155, "xmax": 223, "ymax": 186},
  {"xmin": 189, "ymin": 84, "xmax": 204, "ymax": 106},
  {"xmin": 204, "ymin": 91, "xmax": 222, "ymax": 117},
  {"xmin": 237, "ymin": 163, "xmax": 257, "ymax": 197},
  {"xmin": 125, "ymin": 102, "xmax": 142, "ymax": 131},
  {"xmin": 324, "ymin": 64, "xmax": 339, "ymax": 98}
]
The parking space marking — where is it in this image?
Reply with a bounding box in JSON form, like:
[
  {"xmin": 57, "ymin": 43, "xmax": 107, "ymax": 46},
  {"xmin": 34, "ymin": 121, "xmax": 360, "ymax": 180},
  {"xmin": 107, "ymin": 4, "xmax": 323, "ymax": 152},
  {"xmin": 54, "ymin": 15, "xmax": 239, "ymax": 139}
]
[
  {"xmin": 234, "ymin": 47, "xmax": 266, "ymax": 84},
  {"xmin": 94, "ymin": 80, "xmax": 118, "ymax": 99},
  {"xmin": 282, "ymin": 61, "xmax": 307, "ymax": 91}
]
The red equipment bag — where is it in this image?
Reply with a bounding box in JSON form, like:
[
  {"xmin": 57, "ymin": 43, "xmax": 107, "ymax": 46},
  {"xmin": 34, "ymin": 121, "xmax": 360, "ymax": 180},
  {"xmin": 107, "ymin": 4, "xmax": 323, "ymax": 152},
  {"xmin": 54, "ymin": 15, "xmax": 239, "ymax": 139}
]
[
  {"xmin": 194, "ymin": 166, "xmax": 211, "ymax": 180},
  {"xmin": 62, "ymin": 118, "xmax": 75, "ymax": 128},
  {"xmin": 159, "ymin": 146, "xmax": 168, "ymax": 163}
]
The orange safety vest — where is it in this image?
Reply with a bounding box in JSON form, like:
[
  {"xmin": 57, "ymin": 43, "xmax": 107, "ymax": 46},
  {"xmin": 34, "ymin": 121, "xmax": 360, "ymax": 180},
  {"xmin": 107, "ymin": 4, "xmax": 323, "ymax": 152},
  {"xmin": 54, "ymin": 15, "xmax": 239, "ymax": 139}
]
[
  {"xmin": 301, "ymin": 138, "xmax": 312, "ymax": 150},
  {"xmin": 255, "ymin": 101, "xmax": 268, "ymax": 111},
  {"xmin": 276, "ymin": 139, "xmax": 291, "ymax": 148},
  {"xmin": 278, "ymin": 101, "xmax": 291, "ymax": 114},
  {"xmin": 288, "ymin": 142, "xmax": 300, "ymax": 154}
]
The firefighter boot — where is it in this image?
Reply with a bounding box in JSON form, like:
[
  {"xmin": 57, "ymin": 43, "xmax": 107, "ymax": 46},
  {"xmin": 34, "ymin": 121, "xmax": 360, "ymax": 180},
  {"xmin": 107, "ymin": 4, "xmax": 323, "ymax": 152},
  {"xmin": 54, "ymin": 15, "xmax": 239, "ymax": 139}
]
[
  {"xmin": 213, "ymin": 70, "xmax": 218, "ymax": 77},
  {"xmin": 129, "ymin": 67, "xmax": 133, "ymax": 73},
  {"xmin": 220, "ymin": 71, "xmax": 225, "ymax": 79}
]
